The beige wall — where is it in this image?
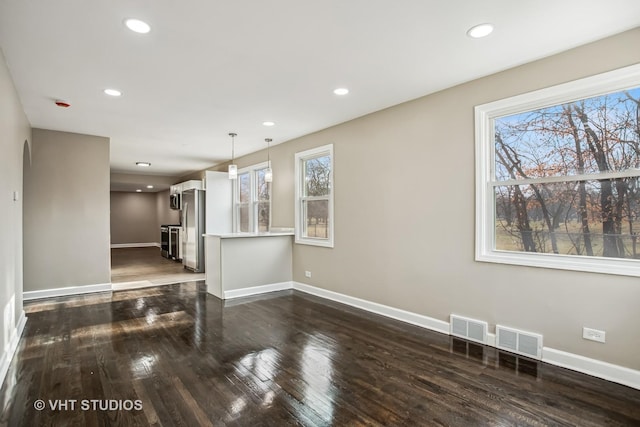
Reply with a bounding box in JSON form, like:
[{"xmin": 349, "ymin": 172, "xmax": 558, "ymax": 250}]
[
  {"xmin": 220, "ymin": 28, "xmax": 640, "ymax": 370},
  {"xmin": 110, "ymin": 192, "xmax": 158, "ymax": 244},
  {"xmin": 0, "ymin": 48, "xmax": 31, "ymax": 362},
  {"xmin": 110, "ymin": 190, "xmax": 179, "ymax": 245},
  {"xmin": 24, "ymin": 129, "xmax": 110, "ymax": 291}
]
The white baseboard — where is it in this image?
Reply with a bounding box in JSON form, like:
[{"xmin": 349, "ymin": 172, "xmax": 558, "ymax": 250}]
[
  {"xmin": 543, "ymin": 347, "xmax": 640, "ymax": 390},
  {"xmin": 291, "ymin": 281, "xmax": 639, "ymax": 390},
  {"xmin": 111, "ymin": 242, "xmax": 160, "ymax": 249},
  {"xmin": 292, "ymin": 282, "xmax": 450, "ymax": 335},
  {"xmin": 24, "ymin": 275, "xmax": 205, "ymax": 300},
  {"xmin": 0, "ymin": 310, "xmax": 27, "ymax": 387},
  {"xmin": 23, "ymin": 283, "xmax": 112, "ymax": 301},
  {"xmin": 19, "ymin": 276, "xmax": 640, "ymax": 390},
  {"xmin": 224, "ymin": 281, "xmax": 294, "ymax": 300}
]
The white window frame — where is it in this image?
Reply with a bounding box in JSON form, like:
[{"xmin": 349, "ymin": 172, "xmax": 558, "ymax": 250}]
[
  {"xmin": 233, "ymin": 161, "xmax": 271, "ymax": 233},
  {"xmin": 295, "ymin": 144, "xmax": 334, "ymax": 247},
  {"xmin": 475, "ymin": 63, "xmax": 640, "ymax": 277}
]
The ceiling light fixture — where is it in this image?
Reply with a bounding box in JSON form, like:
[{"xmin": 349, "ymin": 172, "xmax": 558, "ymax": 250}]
[
  {"xmin": 146, "ymin": 185, "xmax": 154, "ymax": 189},
  {"xmin": 262, "ymin": 121, "xmax": 275, "ymax": 127},
  {"xmin": 124, "ymin": 18, "xmax": 151, "ymax": 34},
  {"xmin": 333, "ymin": 88, "xmax": 349, "ymax": 96},
  {"xmin": 136, "ymin": 162, "xmax": 151, "ymax": 167},
  {"xmin": 104, "ymin": 88, "xmax": 122, "ymax": 97},
  {"xmin": 136, "ymin": 189, "xmax": 142, "ymax": 192},
  {"xmin": 228, "ymin": 133, "xmax": 238, "ymax": 180},
  {"xmin": 265, "ymin": 138, "xmax": 273, "ymax": 183},
  {"xmin": 467, "ymin": 23, "xmax": 494, "ymax": 38}
]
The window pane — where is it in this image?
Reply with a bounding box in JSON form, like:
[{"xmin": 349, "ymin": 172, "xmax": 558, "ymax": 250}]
[
  {"xmin": 238, "ymin": 203, "xmax": 249, "ymax": 232},
  {"xmin": 494, "ymin": 87, "xmax": 640, "ymax": 181},
  {"xmin": 256, "ymin": 169, "xmax": 270, "ymax": 201},
  {"xmin": 257, "ymin": 201, "xmax": 270, "ymax": 232},
  {"xmin": 304, "ymin": 155, "xmax": 331, "ymax": 197},
  {"xmin": 303, "ymin": 199, "xmax": 329, "ymax": 238},
  {"xmin": 495, "ymin": 177, "xmax": 640, "ymax": 258},
  {"xmin": 239, "ymin": 172, "xmax": 250, "ymax": 203},
  {"xmin": 295, "ymin": 144, "xmax": 333, "ymax": 247}
]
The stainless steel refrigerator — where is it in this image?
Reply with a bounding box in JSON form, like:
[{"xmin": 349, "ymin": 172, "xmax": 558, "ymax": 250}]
[{"xmin": 181, "ymin": 188, "xmax": 206, "ymax": 272}]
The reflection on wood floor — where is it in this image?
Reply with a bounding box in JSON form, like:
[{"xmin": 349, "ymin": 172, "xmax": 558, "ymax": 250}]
[
  {"xmin": 1, "ymin": 282, "xmax": 639, "ymax": 426},
  {"xmin": 111, "ymin": 247, "xmax": 204, "ymax": 286}
]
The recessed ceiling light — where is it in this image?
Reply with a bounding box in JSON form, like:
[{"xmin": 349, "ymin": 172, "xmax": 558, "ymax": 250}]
[
  {"xmin": 146, "ymin": 185, "xmax": 154, "ymax": 189},
  {"xmin": 136, "ymin": 189, "xmax": 142, "ymax": 192},
  {"xmin": 467, "ymin": 23, "xmax": 494, "ymax": 38},
  {"xmin": 136, "ymin": 162, "xmax": 151, "ymax": 167},
  {"xmin": 334, "ymin": 88, "xmax": 349, "ymax": 96},
  {"xmin": 104, "ymin": 88, "xmax": 122, "ymax": 97},
  {"xmin": 262, "ymin": 121, "xmax": 275, "ymax": 127},
  {"xmin": 124, "ymin": 18, "xmax": 151, "ymax": 34}
]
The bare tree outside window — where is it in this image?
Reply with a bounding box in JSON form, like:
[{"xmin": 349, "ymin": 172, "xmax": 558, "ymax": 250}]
[
  {"xmin": 256, "ymin": 168, "xmax": 270, "ymax": 232},
  {"xmin": 493, "ymin": 86, "xmax": 640, "ymax": 259},
  {"xmin": 295, "ymin": 144, "xmax": 334, "ymax": 247},
  {"xmin": 238, "ymin": 172, "xmax": 250, "ymax": 232},
  {"xmin": 303, "ymin": 155, "xmax": 331, "ymax": 238},
  {"xmin": 233, "ymin": 165, "xmax": 271, "ymax": 233}
]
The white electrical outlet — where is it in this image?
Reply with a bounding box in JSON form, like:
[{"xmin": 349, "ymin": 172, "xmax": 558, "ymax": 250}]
[
  {"xmin": 304, "ymin": 271, "xmax": 312, "ymax": 278},
  {"xmin": 583, "ymin": 327, "xmax": 606, "ymax": 343}
]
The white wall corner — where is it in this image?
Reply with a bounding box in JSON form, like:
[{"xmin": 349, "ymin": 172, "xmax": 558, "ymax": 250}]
[{"xmin": 0, "ymin": 310, "xmax": 27, "ymax": 387}]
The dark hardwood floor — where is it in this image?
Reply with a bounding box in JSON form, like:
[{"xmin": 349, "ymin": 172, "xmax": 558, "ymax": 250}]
[{"xmin": 1, "ymin": 282, "xmax": 638, "ymax": 426}]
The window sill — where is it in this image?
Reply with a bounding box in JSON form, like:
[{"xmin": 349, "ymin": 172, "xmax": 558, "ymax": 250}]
[
  {"xmin": 476, "ymin": 249, "xmax": 640, "ymax": 277},
  {"xmin": 295, "ymin": 237, "xmax": 334, "ymax": 248}
]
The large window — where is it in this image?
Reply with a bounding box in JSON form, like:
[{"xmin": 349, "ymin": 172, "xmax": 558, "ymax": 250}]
[
  {"xmin": 295, "ymin": 144, "xmax": 334, "ymax": 247},
  {"xmin": 234, "ymin": 162, "xmax": 271, "ymax": 233},
  {"xmin": 476, "ymin": 64, "xmax": 640, "ymax": 276}
]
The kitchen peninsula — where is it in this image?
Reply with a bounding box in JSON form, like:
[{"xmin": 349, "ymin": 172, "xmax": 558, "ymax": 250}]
[{"xmin": 204, "ymin": 231, "xmax": 293, "ymax": 299}]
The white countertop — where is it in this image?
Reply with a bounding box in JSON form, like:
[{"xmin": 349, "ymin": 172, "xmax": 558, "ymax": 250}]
[{"xmin": 204, "ymin": 231, "xmax": 294, "ymax": 239}]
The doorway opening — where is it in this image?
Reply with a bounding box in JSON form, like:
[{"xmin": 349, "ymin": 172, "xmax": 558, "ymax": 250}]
[{"xmin": 109, "ymin": 190, "xmax": 204, "ymax": 289}]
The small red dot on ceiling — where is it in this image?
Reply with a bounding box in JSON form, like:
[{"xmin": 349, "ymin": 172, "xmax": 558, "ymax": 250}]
[{"xmin": 55, "ymin": 100, "xmax": 71, "ymax": 108}]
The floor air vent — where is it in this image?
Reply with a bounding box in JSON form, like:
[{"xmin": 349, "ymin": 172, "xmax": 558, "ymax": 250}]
[
  {"xmin": 450, "ymin": 314, "xmax": 488, "ymax": 345},
  {"xmin": 496, "ymin": 325, "xmax": 543, "ymax": 360}
]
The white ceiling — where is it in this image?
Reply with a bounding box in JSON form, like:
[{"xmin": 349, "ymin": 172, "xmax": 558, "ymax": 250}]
[{"xmin": 1, "ymin": 1, "xmax": 639, "ymax": 187}]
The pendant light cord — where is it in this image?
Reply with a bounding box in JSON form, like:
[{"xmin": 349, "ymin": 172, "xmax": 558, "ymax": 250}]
[
  {"xmin": 229, "ymin": 132, "xmax": 237, "ymax": 162},
  {"xmin": 266, "ymin": 138, "xmax": 271, "ymax": 166}
]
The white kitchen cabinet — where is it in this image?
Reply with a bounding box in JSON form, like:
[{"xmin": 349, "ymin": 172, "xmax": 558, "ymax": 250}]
[
  {"xmin": 170, "ymin": 180, "xmax": 202, "ymax": 196},
  {"xmin": 181, "ymin": 180, "xmax": 203, "ymax": 191}
]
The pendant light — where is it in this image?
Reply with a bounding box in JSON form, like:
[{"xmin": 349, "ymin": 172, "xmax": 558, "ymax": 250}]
[
  {"xmin": 228, "ymin": 132, "xmax": 237, "ymax": 180},
  {"xmin": 264, "ymin": 138, "xmax": 273, "ymax": 183}
]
